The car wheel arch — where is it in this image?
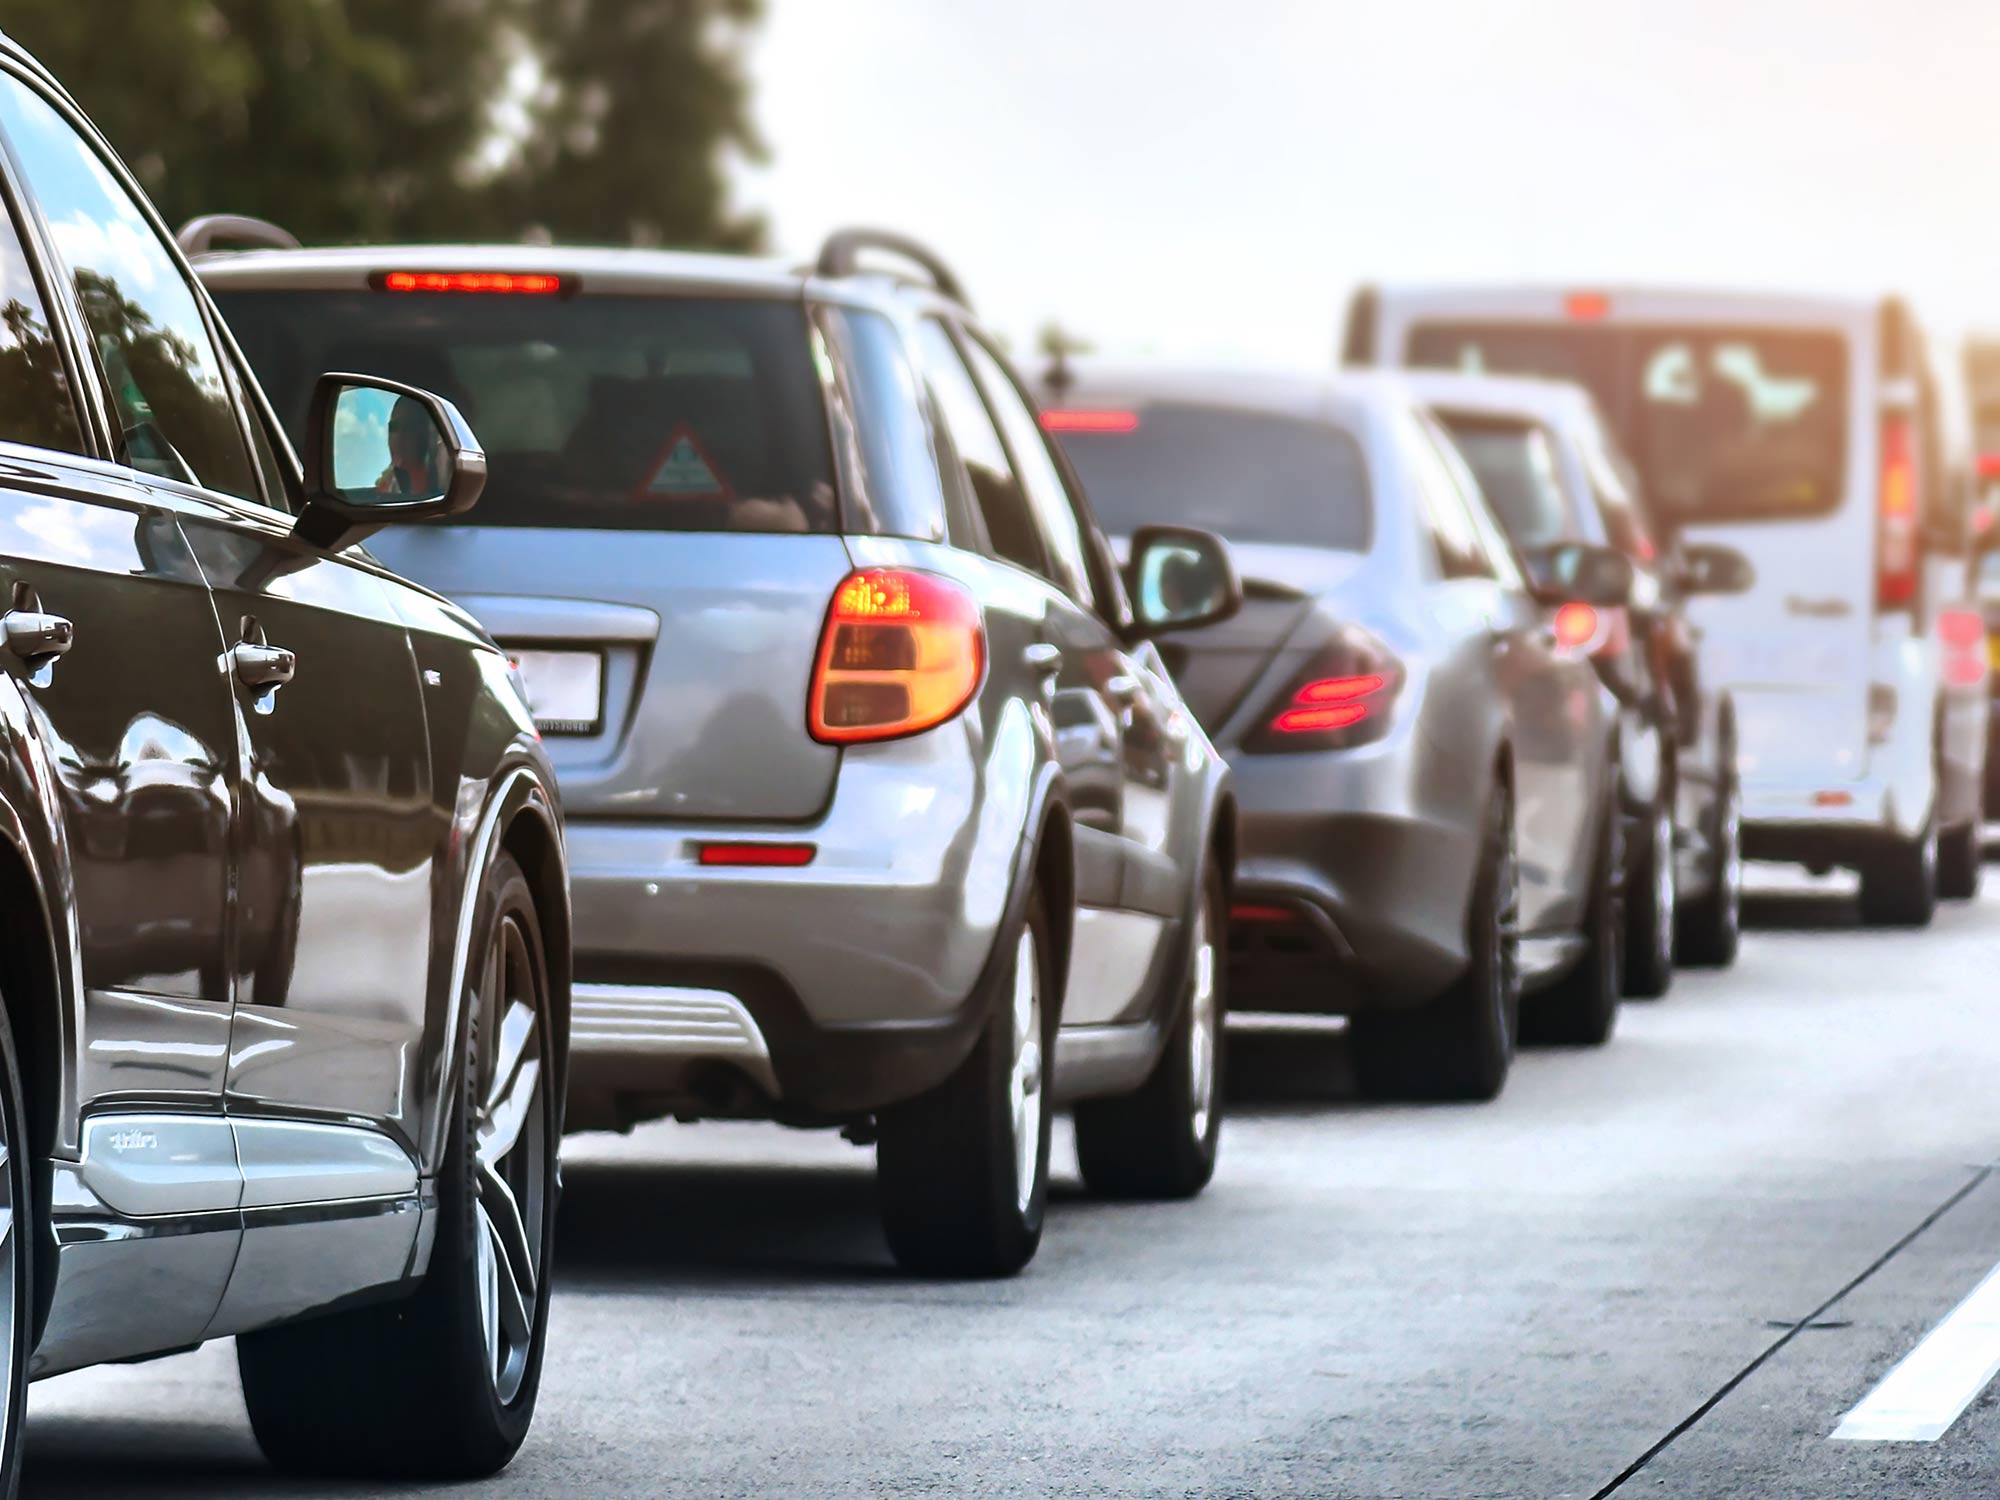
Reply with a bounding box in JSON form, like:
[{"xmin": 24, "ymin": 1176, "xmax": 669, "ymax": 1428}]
[
  {"xmin": 1031, "ymin": 800, "xmax": 1074, "ymax": 1029},
  {"xmin": 498, "ymin": 801, "xmax": 573, "ymax": 1107},
  {"xmin": 0, "ymin": 825, "xmax": 65, "ymax": 1347}
]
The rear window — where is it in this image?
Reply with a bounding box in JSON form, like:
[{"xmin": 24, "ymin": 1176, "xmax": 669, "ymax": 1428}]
[
  {"xmin": 1436, "ymin": 415, "xmax": 1573, "ymax": 550},
  {"xmin": 1407, "ymin": 323, "xmax": 1849, "ymax": 526},
  {"xmin": 212, "ymin": 289, "xmax": 837, "ymax": 533},
  {"xmin": 1053, "ymin": 402, "xmax": 1371, "ymax": 551}
]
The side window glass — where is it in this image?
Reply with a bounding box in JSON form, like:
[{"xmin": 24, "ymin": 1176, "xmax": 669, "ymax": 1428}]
[
  {"xmin": 0, "ymin": 187, "xmax": 81, "ymax": 455},
  {"xmin": 961, "ymin": 335, "xmax": 1097, "ymax": 609},
  {"xmin": 1402, "ymin": 412, "xmax": 1490, "ymax": 580},
  {"xmin": 0, "ymin": 74, "xmax": 255, "ymax": 500},
  {"xmin": 1428, "ymin": 419, "xmax": 1522, "ymax": 586},
  {"xmin": 913, "ymin": 318, "xmax": 1046, "ymax": 576},
  {"xmin": 812, "ymin": 305, "xmax": 945, "ymax": 542}
]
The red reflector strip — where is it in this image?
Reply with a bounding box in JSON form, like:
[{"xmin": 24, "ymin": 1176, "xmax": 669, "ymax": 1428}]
[
  {"xmin": 697, "ymin": 843, "xmax": 816, "ymax": 868},
  {"xmin": 1230, "ymin": 904, "xmax": 1296, "ymax": 923},
  {"xmin": 379, "ymin": 270, "xmax": 565, "ymax": 296},
  {"xmin": 1813, "ymin": 791, "xmax": 1853, "ymax": 808},
  {"xmin": 1040, "ymin": 409, "xmax": 1139, "ymax": 433}
]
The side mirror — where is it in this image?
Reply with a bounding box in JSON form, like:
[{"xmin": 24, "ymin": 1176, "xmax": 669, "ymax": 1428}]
[
  {"xmin": 1125, "ymin": 525, "xmax": 1242, "ymax": 637},
  {"xmin": 295, "ymin": 373, "xmax": 486, "ymax": 551},
  {"xmin": 1528, "ymin": 541, "xmax": 1633, "ymax": 609},
  {"xmin": 1679, "ymin": 541, "xmax": 1756, "ymax": 596}
]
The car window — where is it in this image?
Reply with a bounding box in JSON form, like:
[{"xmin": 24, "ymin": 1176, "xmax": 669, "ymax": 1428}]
[
  {"xmin": 812, "ymin": 305, "xmax": 946, "ymax": 542},
  {"xmin": 959, "ymin": 334, "xmax": 1097, "ymax": 609},
  {"xmin": 0, "ymin": 179, "xmax": 81, "ymax": 456},
  {"xmin": 913, "ymin": 318, "xmax": 1048, "ymax": 576},
  {"xmin": 1437, "ymin": 414, "xmax": 1573, "ymax": 552},
  {"xmin": 1401, "ymin": 410, "xmax": 1494, "ymax": 580},
  {"xmin": 0, "ymin": 72, "xmax": 255, "ymax": 500}
]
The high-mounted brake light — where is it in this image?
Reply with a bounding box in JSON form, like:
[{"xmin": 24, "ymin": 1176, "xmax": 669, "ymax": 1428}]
[
  {"xmin": 1565, "ymin": 292, "xmax": 1611, "ymax": 321},
  {"xmin": 376, "ymin": 270, "xmax": 565, "ymax": 296},
  {"xmin": 809, "ymin": 570, "xmax": 984, "ymax": 744},
  {"xmin": 1878, "ymin": 412, "xmax": 1919, "ymax": 610},
  {"xmin": 1040, "ymin": 409, "xmax": 1139, "ymax": 434}
]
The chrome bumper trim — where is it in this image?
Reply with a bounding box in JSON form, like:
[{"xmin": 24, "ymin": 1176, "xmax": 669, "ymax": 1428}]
[{"xmin": 570, "ymin": 984, "xmax": 780, "ymax": 1097}]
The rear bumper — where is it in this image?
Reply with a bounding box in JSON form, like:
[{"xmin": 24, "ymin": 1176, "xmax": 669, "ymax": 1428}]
[
  {"xmin": 1223, "ymin": 735, "xmax": 1478, "ymax": 1013},
  {"xmin": 560, "ymin": 722, "xmax": 1036, "ymax": 1124}
]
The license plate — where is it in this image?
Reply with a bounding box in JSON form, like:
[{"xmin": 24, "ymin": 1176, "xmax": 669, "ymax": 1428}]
[{"xmin": 510, "ymin": 649, "xmax": 603, "ymax": 735}]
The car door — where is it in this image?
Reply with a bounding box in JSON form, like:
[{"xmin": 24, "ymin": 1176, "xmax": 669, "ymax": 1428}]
[
  {"xmin": 0, "ymin": 62, "xmax": 248, "ymax": 1366},
  {"xmin": 956, "ymin": 331, "xmax": 1179, "ymax": 1025}
]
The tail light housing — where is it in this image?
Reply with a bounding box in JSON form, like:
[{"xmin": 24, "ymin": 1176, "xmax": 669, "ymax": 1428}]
[
  {"xmin": 1938, "ymin": 606, "xmax": 1988, "ymax": 689},
  {"xmin": 809, "ymin": 569, "xmax": 985, "ymax": 744},
  {"xmin": 1244, "ymin": 626, "xmax": 1403, "ymax": 753},
  {"xmin": 1878, "ymin": 412, "xmax": 1919, "ymax": 610}
]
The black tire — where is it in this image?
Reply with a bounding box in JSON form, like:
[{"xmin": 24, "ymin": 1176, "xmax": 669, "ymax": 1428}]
[
  {"xmin": 1351, "ymin": 778, "xmax": 1519, "ymax": 1103},
  {"xmin": 1523, "ymin": 790, "xmax": 1623, "ymax": 1048},
  {"xmin": 1675, "ymin": 763, "xmax": 1741, "ymax": 969},
  {"xmin": 1938, "ymin": 820, "xmax": 1981, "ymax": 901},
  {"xmin": 1075, "ymin": 861, "xmax": 1225, "ymax": 1200},
  {"xmin": 0, "ymin": 997, "xmax": 32, "ymax": 1500},
  {"xmin": 877, "ymin": 887, "xmax": 1056, "ymax": 1277},
  {"xmin": 240, "ymin": 850, "xmax": 559, "ymax": 1479},
  {"xmin": 1857, "ymin": 815, "xmax": 1939, "ymax": 928},
  {"xmin": 1623, "ymin": 787, "xmax": 1675, "ymax": 1000}
]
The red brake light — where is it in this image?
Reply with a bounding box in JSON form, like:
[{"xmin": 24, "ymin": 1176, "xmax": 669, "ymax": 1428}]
[
  {"xmin": 1553, "ymin": 602, "xmax": 1600, "ymax": 650},
  {"xmin": 376, "ymin": 270, "xmax": 565, "ymax": 296},
  {"xmin": 1272, "ymin": 675, "xmax": 1383, "ymax": 735},
  {"xmin": 809, "ymin": 570, "xmax": 984, "ymax": 744},
  {"xmin": 1247, "ymin": 628, "xmax": 1404, "ymax": 751},
  {"xmin": 1878, "ymin": 413, "xmax": 1918, "ymax": 609},
  {"xmin": 1978, "ymin": 453, "xmax": 2000, "ymax": 481},
  {"xmin": 697, "ymin": 843, "xmax": 816, "ymax": 868},
  {"xmin": 1565, "ymin": 292, "xmax": 1611, "ymax": 321},
  {"xmin": 1040, "ymin": 409, "xmax": 1139, "ymax": 433},
  {"xmin": 1939, "ymin": 606, "xmax": 1988, "ymax": 688}
]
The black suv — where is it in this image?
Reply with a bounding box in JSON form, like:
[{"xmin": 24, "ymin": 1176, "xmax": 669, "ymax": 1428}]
[{"xmin": 0, "ymin": 34, "xmax": 571, "ymax": 1491}]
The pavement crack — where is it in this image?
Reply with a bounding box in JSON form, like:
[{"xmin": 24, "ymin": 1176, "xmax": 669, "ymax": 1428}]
[{"xmin": 1588, "ymin": 1163, "xmax": 1996, "ymax": 1499}]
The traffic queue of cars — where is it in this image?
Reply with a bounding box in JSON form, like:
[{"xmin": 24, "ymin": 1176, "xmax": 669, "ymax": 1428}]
[{"xmin": 0, "ymin": 27, "xmax": 1987, "ymax": 1496}]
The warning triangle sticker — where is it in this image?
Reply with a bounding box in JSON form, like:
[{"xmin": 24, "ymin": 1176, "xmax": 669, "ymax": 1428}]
[{"xmin": 635, "ymin": 423, "xmax": 732, "ymax": 501}]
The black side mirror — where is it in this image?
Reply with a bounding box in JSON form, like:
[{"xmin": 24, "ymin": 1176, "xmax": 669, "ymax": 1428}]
[
  {"xmin": 1125, "ymin": 525, "xmax": 1242, "ymax": 637},
  {"xmin": 295, "ymin": 373, "xmax": 486, "ymax": 551},
  {"xmin": 1679, "ymin": 541, "xmax": 1755, "ymax": 596},
  {"xmin": 1528, "ymin": 541, "xmax": 1633, "ymax": 609}
]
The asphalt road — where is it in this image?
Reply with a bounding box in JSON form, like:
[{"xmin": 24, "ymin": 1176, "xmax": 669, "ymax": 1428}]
[{"xmin": 24, "ymin": 867, "xmax": 2000, "ymax": 1498}]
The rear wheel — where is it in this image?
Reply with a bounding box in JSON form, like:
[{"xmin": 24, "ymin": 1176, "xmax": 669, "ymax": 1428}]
[
  {"xmin": 1075, "ymin": 861, "xmax": 1225, "ymax": 1200},
  {"xmin": 1351, "ymin": 779, "xmax": 1518, "ymax": 1103},
  {"xmin": 1523, "ymin": 791, "xmax": 1623, "ymax": 1048},
  {"xmin": 239, "ymin": 850, "xmax": 558, "ymax": 1478},
  {"xmin": 1623, "ymin": 788, "xmax": 1675, "ymax": 999},
  {"xmin": 1938, "ymin": 820, "xmax": 1981, "ymax": 901},
  {"xmin": 0, "ymin": 995, "xmax": 32, "ymax": 1500},
  {"xmin": 1675, "ymin": 763, "xmax": 1741, "ymax": 968},
  {"xmin": 1858, "ymin": 814, "xmax": 1938, "ymax": 927},
  {"xmin": 877, "ymin": 889, "xmax": 1055, "ymax": 1277}
]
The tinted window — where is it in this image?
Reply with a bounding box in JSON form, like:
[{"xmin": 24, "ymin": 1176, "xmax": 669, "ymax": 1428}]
[
  {"xmin": 215, "ymin": 289, "xmax": 836, "ymax": 533},
  {"xmin": 1400, "ymin": 411, "xmax": 1494, "ymax": 580},
  {"xmin": 1407, "ymin": 321, "xmax": 1849, "ymax": 525},
  {"xmin": 914, "ymin": 319, "xmax": 1041, "ymax": 572},
  {"xmin": 1437, "ymin": 416, "xmax": 1573, "ymax": 550},
  {"xmin": 1057, "ymin": 403, "xmax": 1372, "ymax": 553},
  {"xmin": 0, "ymin": 74, "xmax": 253, "ymax": 499},
  {"xmin": 0, "ymin": 189, "xmax": 80, "ymax": 455},
  {"xmin": 960, "ymin": 337, "xmax": 1096, "ymax": 607},
  {"xmin": 814, "ymin": 306, "xmax": 946, "ymax": 541}
]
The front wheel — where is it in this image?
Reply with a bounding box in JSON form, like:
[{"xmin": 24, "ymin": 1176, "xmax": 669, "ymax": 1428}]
[
  {"xmin": 1938, "ymin": 820, "xmax": 1981, "ymax": 901},
  {"xmin": 1675, "ymin": 766, "xmax": 1741, "ymax": 968},
  {"xmin": 239, "ymin": 849, "xmax": 559, "ymax": 1478},
  {"xmin": 1075, "ymin": 861, "xmax": 1225, "ymax": 1200},
  {"xmin": 0, "ymin": 994, "xmax": 33, "ymax": 1500},
  {"xmin": 1623, "ymin": 790, "xmax": 1676, "ymax": 999},
  {"xmin": 877, "ymin": 888, "xmax": 1056, "ymax": 1277}
]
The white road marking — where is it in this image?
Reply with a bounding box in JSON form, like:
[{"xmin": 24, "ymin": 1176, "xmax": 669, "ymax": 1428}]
[{"xmin": 1832, "ymin": 1260, "xmax": 2000, "ymax": 1442}]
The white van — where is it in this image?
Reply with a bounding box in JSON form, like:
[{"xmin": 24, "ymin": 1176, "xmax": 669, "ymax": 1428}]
[{"xmin": 1349, "ymin": 287, "xmax": 1988, "ymax": 926}]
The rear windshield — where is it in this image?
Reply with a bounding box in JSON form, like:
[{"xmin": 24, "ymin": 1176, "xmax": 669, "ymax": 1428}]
[
  {"xmin": 212, "ymin": 289, "xmax": 837, "ymax": 532},
  {"xmin": 1053, "ymin": 402, "xmax": 1372, "ymax": 551},
  {"xmin": 1436, "ymin": 415, "xmax": 1573, "ymax": 550},
  {"xmin": 1406, "ymin": 323, "xmax": 1849, "ymax": 526}
]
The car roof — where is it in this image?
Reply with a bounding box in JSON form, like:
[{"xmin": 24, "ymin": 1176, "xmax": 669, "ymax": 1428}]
[
  {"xmin": 1398, "ymin": 368, "xmax": 1602, "ymax": 427},
  {"xmin": 1041, "ymin": 359, "xmax": 1419, "ymax": 426},
  {"xmin": 1370, "ymin": 281, "xmax": 1881, "ymax": 328},
  {"xmin": 195, "ymin": 243, "xmax": 815, "ymax": 299},
  {"xmin": 0, "ymin": 31, "xmax": 76, "ymax": 109}
]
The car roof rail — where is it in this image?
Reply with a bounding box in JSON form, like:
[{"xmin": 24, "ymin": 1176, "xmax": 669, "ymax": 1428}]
[
  {"xmin": 175, "ymin": 214, "xmax": 302, "ymax": 259},
  {"xmin": 816, "ymin": 228, "xmax": 970, "ymax": 310}
]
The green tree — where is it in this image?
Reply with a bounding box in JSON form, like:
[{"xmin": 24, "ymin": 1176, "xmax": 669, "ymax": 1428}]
[{"xmin": 3, "ymin": 0, "xmax": 764, "ymax": 249}]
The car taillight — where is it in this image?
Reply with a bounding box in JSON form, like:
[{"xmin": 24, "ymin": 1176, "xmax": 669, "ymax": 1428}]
[
  {"xmin": 1244, "ymin": 627, "xmax": 1403, "ymax": 753},
  {"xmin": 1878, "ymin": 412, "xmax": 1919, "ymax": 610},
  {"xmin": 372, "ymin": 270, "xmax": 568, "ymax": 295},
  {"xmin": 1938, "ymin": 606, "xmax": 1988, "ymax": 689},
  {"xmin": 1551, "ymin": 601, "xmax": 1629, "ymax": 660},
  {"xmin": 1040, "ymin": 409, "xmax": 1139, "ymax": 433},
  {"xmin": 808, "ymin": 569, "xmax": 984, "ymax": 744}
]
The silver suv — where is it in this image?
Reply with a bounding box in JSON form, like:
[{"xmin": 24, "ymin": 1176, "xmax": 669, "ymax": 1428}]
[{"xmin": 197, "ymin": 228, "xmax": 1239, "ymax": 1277}]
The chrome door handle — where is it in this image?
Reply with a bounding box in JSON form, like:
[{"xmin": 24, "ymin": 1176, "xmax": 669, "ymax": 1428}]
[
  {"xmin": 3, "ymin": 609, "xmax": 72, "ymax": 663},
  {"xmin": 233, "ymin": 641, "xmax": 296, "ymax": 689},
  {"xmin": 1023, "ymin": 642, "xmax": 1063, "ymax": 676}
]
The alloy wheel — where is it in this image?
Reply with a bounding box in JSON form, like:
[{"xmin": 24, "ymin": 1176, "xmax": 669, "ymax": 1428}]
[
  {"xmin": 1007, "ymin": 928, "xmax": 1045, "ymax": 1215},
  {"xmin": 472, "ymin": 910, "xmax": 548, "ymax": 1407},
  {"xmin": 1494, "ymin": 803, "xmax": 1522, "ymax": 1052},
  {"xmin": 1186, "ymin": 899, "xmax": 1218, "ymax": 1144},
  {"xmin": 1652, "ymin": 799, "xmax": 1676, "ymax": 972}
]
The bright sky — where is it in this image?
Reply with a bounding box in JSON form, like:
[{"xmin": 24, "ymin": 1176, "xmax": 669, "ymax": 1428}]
[{"xmin": 741, "ymin": 0, "xmax": 2000, "ymax": 370}]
